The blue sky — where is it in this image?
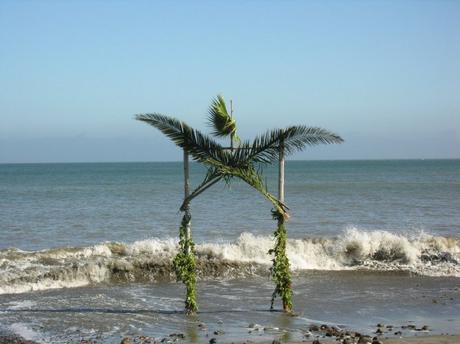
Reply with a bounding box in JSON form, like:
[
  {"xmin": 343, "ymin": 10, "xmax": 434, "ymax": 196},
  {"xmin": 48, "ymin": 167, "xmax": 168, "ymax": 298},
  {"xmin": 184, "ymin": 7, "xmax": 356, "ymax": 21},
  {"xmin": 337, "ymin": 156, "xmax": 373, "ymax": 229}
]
[{"xmin": 1, "ymin": 0, "xmax": 459, "ymax": 162}]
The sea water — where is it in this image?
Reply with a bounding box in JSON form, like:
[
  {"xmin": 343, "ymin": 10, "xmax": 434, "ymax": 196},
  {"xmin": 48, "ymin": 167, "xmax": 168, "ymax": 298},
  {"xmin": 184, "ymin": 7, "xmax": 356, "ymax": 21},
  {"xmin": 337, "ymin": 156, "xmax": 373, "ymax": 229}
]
[{"xmin": 0, "ymin": 160, "xmax": 459, "ymax": 342}]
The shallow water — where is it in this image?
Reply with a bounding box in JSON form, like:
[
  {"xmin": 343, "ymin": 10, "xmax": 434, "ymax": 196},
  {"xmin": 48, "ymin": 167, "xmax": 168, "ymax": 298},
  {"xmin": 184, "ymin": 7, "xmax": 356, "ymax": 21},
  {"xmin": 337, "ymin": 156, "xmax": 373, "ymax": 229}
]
[{"xmin": 1, "ymin": 272, "xmax": 459, "ymax": 343}]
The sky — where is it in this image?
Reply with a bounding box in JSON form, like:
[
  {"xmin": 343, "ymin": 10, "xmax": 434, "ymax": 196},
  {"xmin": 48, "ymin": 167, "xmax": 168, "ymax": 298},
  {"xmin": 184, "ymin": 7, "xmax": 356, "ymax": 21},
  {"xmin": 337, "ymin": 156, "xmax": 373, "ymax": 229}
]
[{"xmin": 0, "ymin": 0, "xmax": 459, "ymax": 163}]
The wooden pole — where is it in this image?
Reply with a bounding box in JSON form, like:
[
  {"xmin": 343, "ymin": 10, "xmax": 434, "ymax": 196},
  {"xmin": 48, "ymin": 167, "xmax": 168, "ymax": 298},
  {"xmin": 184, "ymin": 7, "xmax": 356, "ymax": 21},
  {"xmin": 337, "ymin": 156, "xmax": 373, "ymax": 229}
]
[
  {"xmin": 230, "ymin": 100, "xmax": 234, "ymax": 150},
  {"xmin": 278, "ymin": 137, "xmax": 285, "ymax": 203},
  {"xmin": 277, "ymin": 133, "xmax": 293, "ymax": 312},
  {"xmin": 183, "ymin": 149, "xmax": 191, "ymax": 254}
]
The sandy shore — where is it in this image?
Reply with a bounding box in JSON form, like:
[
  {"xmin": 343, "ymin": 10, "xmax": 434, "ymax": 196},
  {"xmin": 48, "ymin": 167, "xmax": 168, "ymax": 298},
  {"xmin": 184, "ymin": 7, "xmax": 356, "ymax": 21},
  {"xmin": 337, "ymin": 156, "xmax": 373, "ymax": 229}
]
[
  {"xmin": 0, "ymin": 333, "xmax": 39, "ymax": 344},
  {"xmin": 224, "ymin": 336, "xmax": 460, "ymax": 344},
  {"xmin": 384, "ymin": 336, "xmax": 460, "ymax": 344},
  {"xmin": 1, "ymin": 334, "xmax": 459, "ymax": 344}
]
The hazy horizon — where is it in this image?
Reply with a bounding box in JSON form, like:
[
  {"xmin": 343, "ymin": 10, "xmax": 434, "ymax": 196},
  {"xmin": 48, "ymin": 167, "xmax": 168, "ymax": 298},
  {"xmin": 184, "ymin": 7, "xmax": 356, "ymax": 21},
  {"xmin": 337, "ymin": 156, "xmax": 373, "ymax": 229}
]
[
  {"xmin": 1, "ymin": 0, "xmax": 459, "ymax": 163},
  {"xmin": 1, "ymin": 157, "xmax": 459, "ymax": 165}
]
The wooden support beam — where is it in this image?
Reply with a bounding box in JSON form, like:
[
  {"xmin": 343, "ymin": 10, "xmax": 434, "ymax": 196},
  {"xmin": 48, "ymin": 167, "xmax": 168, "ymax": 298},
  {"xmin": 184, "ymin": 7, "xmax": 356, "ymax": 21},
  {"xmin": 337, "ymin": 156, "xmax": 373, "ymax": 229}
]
[
  {"xmin": 278, "ymin": 137, "xmax": 285, "ymax": 203},
  {"xmin": 183, "ymin": 149, "xmax": 191, "ymax": 254}
]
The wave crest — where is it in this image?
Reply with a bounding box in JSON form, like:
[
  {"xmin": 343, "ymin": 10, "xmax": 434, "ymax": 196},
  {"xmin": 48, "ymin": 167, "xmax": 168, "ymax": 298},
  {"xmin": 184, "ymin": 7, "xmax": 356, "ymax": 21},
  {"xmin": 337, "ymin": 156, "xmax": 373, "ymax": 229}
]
[{"xmin": 1, "ymin": 228, "xmax": 459, "ymax": 294}]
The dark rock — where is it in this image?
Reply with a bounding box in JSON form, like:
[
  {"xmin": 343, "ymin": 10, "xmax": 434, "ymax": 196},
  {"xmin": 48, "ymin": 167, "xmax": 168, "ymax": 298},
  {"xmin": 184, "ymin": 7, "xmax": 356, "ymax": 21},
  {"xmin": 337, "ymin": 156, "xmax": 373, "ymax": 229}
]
[
  {"xmin": 169, "ymin": 333, "xmax": 185, "ymax": 339},
  {"xmin": 375, "ymin": 328, "xmax": 383, "ymax": 334},
  {"xmin": 309, "ymin": 325, "xmax": 320, "ymax": 332},
  {"xmin": 342, "ymin": 339, "xmax": 353, "ymax": 344},
  {"xmin": 209, "ymin": 339, "xmax": 217, "ymax": 344},
  {"xmin": 328, "ymin": 326, "xmax": 342, "ymax": 337},
  {"xmin": 421, "ymin": 325, "xmax": 429, "ymax": 331},
  {"xmin": 312, "ymin": 340, "xmax": 321, "ymax": 344},
  {"xmin": 357, "ymin": 336, "xmax": 372, "ymax": 344},
  {"xmin": 213, "ymin": 330, "xmax": 224, "ymax": 336},
  {"xmin": 372, "ymin": 339, "xmax": 383, "ymax": 344},
  {"xmin": 317, "ymin": 324, "xmax": 342, "ymax": 338},
  {"xmin": 394, "ymin": 331, "xmax": 402, "ymax": 336},
  {"xmin": 377, "ymin": 323, "xmax": 384, "ymax": 328},
  {"xmin": 0, "ymin": 335, "xmax": 40, "ymax": 344}
]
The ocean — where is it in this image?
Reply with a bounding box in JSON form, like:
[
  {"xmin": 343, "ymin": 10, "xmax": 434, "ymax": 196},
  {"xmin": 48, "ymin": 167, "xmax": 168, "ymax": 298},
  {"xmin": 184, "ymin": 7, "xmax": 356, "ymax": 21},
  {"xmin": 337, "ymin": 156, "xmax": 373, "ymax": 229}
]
[{"xmin": 0, "ymin": 160, "xmax": 459, "ymax": 343}]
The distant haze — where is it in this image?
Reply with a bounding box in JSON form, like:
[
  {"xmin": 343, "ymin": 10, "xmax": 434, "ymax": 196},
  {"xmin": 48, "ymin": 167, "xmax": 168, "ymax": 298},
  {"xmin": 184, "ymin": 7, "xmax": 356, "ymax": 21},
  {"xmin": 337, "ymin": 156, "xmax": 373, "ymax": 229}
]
[{"xmin": 1, "ymin": 1, "xmax": 459, "ymax": 163}]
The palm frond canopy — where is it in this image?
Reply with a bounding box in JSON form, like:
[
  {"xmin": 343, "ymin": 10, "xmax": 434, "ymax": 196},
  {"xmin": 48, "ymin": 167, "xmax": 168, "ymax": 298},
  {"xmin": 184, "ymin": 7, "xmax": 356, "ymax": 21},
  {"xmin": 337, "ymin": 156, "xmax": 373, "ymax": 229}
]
[
  {"xmin": 136, "ymin": 113, "xmax": 254, "ymax": 169},
  {"xmin": 136, "ymin": 114, "xmax": 343, "ymax": 168},
  {"xmin": 136, "ymin": 114, "xmax": 341, "ymax": 219},
  {"xmin": 207, "ymin": 95, "xmax": 238, "ymax": 141}
]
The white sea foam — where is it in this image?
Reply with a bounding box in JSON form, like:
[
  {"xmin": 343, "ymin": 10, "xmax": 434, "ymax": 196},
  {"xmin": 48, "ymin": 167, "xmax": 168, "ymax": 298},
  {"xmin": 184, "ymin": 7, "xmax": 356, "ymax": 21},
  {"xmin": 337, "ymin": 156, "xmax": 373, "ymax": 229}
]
[
  {"xmin": 9, "ymin": 323, "xmax": 43, "ymax": 342},
  {"xmin": 0, "ymin": 228, "xmax": 459, "ymax": 294},
  {"xmin": 6, "ymin": 300, "xmax": 36, "ymax": 310}
]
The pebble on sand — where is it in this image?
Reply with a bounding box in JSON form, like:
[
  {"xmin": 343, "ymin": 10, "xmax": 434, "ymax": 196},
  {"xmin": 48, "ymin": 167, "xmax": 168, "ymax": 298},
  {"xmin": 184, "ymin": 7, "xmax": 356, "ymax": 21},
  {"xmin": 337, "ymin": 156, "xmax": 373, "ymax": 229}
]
[{"xmin": 357, "ymin": 335, "xmax": 372, "ymax": 344}]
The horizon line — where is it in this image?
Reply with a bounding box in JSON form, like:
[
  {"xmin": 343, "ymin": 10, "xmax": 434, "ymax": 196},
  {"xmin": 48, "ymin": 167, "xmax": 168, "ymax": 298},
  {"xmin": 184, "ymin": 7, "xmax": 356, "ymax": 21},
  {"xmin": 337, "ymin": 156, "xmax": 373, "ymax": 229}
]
[{"xmin": 1, "ymin": 157, "xmax": 459, "ymax": 165}]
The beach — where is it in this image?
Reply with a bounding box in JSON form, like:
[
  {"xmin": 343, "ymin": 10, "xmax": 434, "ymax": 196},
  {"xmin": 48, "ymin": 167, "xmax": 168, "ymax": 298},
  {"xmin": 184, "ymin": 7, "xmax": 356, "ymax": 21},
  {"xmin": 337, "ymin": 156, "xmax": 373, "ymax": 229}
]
[{"xmin": 1, "ymin": 331, "xmax": 460, "ymax": 344}]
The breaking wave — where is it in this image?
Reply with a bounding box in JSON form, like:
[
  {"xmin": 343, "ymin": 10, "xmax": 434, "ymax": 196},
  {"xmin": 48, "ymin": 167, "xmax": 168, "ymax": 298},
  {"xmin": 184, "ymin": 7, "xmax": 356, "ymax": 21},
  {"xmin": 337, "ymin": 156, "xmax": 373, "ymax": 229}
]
[{"xmin": 1, "ymin": 228, "xmax": 459, "ymax": 294}]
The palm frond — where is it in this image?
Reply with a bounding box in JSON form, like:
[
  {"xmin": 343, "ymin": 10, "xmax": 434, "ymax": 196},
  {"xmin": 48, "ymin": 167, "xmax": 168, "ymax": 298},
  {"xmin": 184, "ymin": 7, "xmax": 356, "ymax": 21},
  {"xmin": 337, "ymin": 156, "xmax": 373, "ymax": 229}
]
[
  {"xmin": 136, "ymin": 113, "xmax": 233, "ymax": 166},
  {"xmin": 278, "ymin": 126, "xmax": 344, "ymax": 155},
  {"xmin": 233, "ymin": 126, "xmax": 344, "ymax": 164},
  {"xmin": 207, "ymin": 95, "xmax": 238, "ymax": 140},
  {"xmin": 237, "ymin": 166, "xmax": 289, "ymax": 217}
]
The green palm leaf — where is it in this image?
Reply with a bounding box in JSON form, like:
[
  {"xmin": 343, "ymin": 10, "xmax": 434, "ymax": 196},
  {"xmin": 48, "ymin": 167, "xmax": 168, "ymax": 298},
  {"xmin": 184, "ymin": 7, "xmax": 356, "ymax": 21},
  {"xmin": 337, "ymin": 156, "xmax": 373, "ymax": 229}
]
[
  {"xmin": 136, "ymin": 113, "xmax": 232, "ymax": 167},
  {"xmin": 207, "ymin": 95, "xmax": 239, "ymax": 141},
  {"xmin": 235, "ymin": 125, "xmax": 344, "ymax": 164},
  {"xmin": 231, "ymin": 165, "xmax": 288, "ymax": 216}
]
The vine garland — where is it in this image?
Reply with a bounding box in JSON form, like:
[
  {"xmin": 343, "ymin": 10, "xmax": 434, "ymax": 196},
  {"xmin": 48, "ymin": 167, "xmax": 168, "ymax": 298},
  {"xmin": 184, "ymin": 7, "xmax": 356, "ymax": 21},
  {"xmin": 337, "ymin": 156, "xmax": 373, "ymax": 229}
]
[
  {"xmin": 269, "ymin": 210, "xmax": 293, "ymax": 312},
  {"xmin": 172, "ymin": 210, "xmax": 198, "ymax": 314}
]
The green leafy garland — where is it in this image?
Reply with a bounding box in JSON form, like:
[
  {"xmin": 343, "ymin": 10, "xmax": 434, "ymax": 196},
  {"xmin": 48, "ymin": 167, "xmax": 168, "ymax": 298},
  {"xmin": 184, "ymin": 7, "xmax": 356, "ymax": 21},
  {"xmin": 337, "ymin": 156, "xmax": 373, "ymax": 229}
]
[
  {"xmin": 269, "ymin": 210, "xmax": 293, "ymax": 312},
  {"xmin": 172, "ymin": 210, "xmax": 198, "ymax": 314}
]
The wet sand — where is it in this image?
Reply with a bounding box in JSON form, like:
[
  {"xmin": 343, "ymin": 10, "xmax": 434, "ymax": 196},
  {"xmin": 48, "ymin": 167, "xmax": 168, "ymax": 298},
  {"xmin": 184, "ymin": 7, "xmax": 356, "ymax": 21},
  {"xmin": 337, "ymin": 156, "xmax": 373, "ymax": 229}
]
[
  {"xmin": 2, "ymin": 331, "xmax": 460, "ymax": 344},
  {"xmin": 385, "ymin": 335, "xmax": 460, "ymax": 344},
  {"xmin": 0, "ymin": 333, "xmax": 38, "ymax": 344},
  {"xmin": 224, "ymin": 336, "xmax": 460, "ymax": 344}
]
